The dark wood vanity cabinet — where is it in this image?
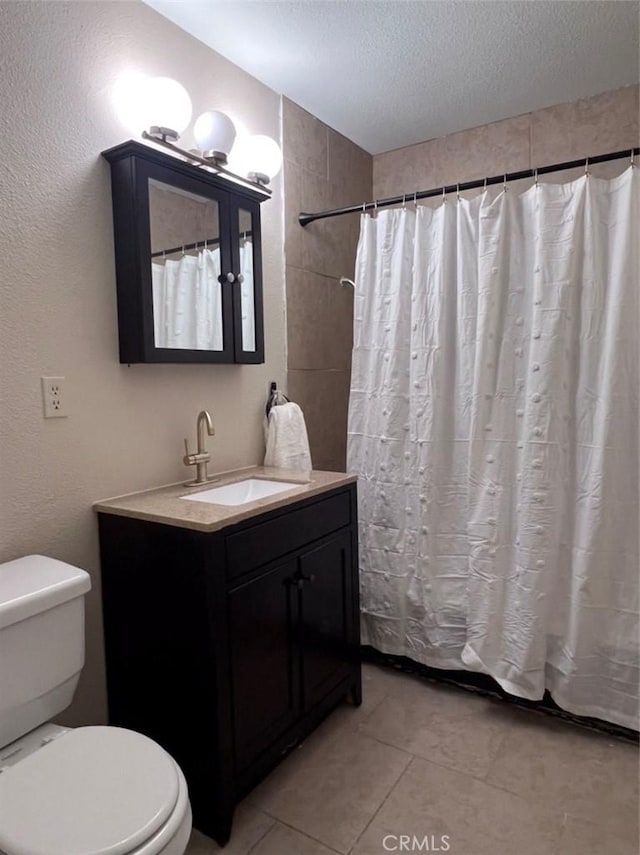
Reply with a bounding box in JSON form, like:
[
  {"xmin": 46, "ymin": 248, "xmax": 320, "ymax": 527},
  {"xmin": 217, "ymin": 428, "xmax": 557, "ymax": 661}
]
[
  {"xmin": 98, "ymin": 485, "xmax": 360, "ymax": 846},
  {"xmin": 229, "ymin": 529, "xmax": 354, "ymax": 774},
  {"xmin": 102, "ymin": 141, "xmax": 265, "ymax": 364}
]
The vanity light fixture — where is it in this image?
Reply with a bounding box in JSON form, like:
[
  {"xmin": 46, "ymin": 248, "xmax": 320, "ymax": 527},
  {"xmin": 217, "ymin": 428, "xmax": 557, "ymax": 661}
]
[
  {"xmin": 193, "ymin": 110, "xmax": 237, "ymax": 165},
  {"xmin": 113, "ymin": 72, "xmax": 277, "ymax": 195}
]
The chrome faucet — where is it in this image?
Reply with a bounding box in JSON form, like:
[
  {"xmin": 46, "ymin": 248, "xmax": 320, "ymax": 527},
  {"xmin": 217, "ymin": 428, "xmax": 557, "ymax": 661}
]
[{"xmin": 183, "ymin": 410, "xmax": 218, "ymax": 486}]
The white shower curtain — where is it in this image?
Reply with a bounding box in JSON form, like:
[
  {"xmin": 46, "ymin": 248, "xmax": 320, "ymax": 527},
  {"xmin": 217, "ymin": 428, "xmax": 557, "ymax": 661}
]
[{"xmin": 348, "ymin": 167, "xmax": 639, "ymax": 730}]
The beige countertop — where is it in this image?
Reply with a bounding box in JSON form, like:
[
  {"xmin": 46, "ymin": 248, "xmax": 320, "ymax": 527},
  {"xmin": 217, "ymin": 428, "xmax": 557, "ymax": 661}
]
[{"xmin": 93, "ymin": 466, "xmax": 356, "ymax": 533}]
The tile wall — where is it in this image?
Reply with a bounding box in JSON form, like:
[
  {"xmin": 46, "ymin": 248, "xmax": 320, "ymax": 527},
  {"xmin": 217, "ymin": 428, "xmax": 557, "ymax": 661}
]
[
  {"xmin": 282, "ymin": 98, "xmax": 373, "ymax": 471},
  {"xmin": 374, "ymin": 86, "xmax": 639, "ymax": 197}
]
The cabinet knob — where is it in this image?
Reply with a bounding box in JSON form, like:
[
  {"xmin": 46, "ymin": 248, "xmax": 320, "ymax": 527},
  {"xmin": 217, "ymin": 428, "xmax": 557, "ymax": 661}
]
[
  {"xmin": 226, "ymin": 271, "xmax": 236, "ymax": 283},
  {"xmin": 236, "ymin": 273, "xmax": 245, "ymax": 284},
  {"xmin": 293, "ymin": 570, "xmax": 316, "ymax": 587}
]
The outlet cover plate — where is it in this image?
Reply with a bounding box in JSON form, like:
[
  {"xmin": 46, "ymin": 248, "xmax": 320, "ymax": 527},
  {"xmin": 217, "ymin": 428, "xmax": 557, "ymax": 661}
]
[{"xmin": 41, "ymin": 376, "xmax": 68, "ymax": 418}]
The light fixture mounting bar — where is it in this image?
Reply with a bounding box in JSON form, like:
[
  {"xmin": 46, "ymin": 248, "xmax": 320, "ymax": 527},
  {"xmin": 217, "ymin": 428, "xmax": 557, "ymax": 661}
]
[{"xmin": 141, "ymin": 131, "xmax": 272, "ymax": 197}]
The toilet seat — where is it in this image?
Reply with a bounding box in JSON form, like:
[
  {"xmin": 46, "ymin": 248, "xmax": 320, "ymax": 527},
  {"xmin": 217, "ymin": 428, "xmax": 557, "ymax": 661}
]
[{"xmin": 0, "ymin": 726, "xmax": 184, "ymax": 855}]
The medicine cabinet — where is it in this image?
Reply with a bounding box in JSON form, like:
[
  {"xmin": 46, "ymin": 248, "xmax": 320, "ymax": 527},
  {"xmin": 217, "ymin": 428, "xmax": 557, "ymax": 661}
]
[{"xmin": 102, "ymin": 141, "xmax": 265, "ymax": 364}]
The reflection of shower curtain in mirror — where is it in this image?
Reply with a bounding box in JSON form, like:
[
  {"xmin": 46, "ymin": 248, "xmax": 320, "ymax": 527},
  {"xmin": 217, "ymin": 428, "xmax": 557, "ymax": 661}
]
[
  {"xmin": 152, "ymin": 249, "xmax": 223, "ymax": 350},
  {"xmin": 240, "ymin": 239, "xmax": 255, "ymax": 351}
]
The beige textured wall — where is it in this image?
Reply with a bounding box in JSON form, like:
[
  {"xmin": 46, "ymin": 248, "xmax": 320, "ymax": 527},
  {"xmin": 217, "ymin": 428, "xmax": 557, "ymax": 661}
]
[
  {"xmin": 0, "ymin": 1, "xmax": 285, "ymax": 727},
  {"xmin": 374, "ymin": 86, "xmax": 639, "ymax": 198},
  {"xmin": 283, "ymin": 99, "xmax": 372, "ymax": 470}
]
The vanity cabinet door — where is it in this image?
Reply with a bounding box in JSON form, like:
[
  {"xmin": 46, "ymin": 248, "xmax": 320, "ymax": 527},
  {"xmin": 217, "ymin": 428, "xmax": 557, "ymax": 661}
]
[
  {"xmin": 298, "ymin": 531, "xmax": 355, "ymax": 712},
  {"xmin": 228, "ymin": 559, "xmax": 300, "ymax": 773},
  {"xmin": 138, "ymin": 158, "xmax": 236, "ymax": 363}
]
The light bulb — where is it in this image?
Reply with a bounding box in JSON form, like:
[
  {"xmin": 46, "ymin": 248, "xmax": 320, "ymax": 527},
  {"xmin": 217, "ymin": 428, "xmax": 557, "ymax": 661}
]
[
  {"xmin": 193, "ymin": 110, "xmax": 237, "ymax": 162},
  {"xmin": 226, "ymin": 120, "xmax": 253, "ymax": 177},
  {"xmin": 246, "ymin": 135, "xmax": 282, "ymax": 184},
  {"xmin": 145, "ymin": 77, "xmax": 192, "ymax": 141}
]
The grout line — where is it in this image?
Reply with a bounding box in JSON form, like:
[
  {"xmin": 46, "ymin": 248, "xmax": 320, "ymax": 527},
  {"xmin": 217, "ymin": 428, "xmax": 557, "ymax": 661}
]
[
  {"xmin": 324, "ymin": 125, "xmax": 330, "ymax": 183},
  {"xmin": 356, "ymin": 690, "xmax": 389, "ymax": 724},
  {"xmin": 274, "ymin": 819, "xmax": 345, "ymax": 854},
  {"xmin": 244, "ymin": 813, "xmax": 277, "ymax": 855},
  {"xmin": 360, "ymin": 723, "xmax": 562, "ymax": 807},
  {"xmin": 480, "ymin": 725, "xmax": 514, "ymax": 782},
  {"xmin": 358, "ymin": 728, "xmax": 491, "ymax": 782},
  {"xmin": 347, "ymin": 755, "xmax": 416, "ymax": 855}
]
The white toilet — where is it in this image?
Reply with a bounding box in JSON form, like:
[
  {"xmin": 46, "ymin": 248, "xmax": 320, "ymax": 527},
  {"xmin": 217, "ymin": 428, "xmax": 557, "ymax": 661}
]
[{"xmin": 0, "ymin": 555, "xmax": 192, "ymax": 855}]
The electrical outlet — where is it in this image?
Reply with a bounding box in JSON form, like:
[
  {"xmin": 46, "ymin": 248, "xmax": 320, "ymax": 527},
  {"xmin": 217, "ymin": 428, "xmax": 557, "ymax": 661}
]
[{"xmin": 41, "ymin": 376, "xmax": 68, "ymax": 418}]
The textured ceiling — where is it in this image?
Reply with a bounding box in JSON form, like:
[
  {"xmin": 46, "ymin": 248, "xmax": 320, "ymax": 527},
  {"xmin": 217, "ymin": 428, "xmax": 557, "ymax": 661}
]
[{"xmin": 143, "ymin": 0, "xmax": 639, "ymax": 154}]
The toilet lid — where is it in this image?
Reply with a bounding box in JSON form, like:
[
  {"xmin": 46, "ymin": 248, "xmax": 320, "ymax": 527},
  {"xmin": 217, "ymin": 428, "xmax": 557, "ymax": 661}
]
[{"xmin": 0, "ymin": 726, "xmax": 180, "ymax": 855}]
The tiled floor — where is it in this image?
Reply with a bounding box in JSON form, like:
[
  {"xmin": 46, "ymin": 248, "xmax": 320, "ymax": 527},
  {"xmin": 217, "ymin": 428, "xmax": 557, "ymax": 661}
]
[{"xmin": 186, "ymin": 664, "xmax": 639, "ymax": 855}]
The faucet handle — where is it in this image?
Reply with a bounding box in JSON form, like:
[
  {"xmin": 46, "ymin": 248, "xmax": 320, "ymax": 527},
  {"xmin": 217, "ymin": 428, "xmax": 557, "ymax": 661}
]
[
  {"xmin": 183, "ymin": 438, "xmax": 210, "ymax": 467},
  {"xmin": 183, "ymin": 438, "xmax": 196, "ymax": 466}
]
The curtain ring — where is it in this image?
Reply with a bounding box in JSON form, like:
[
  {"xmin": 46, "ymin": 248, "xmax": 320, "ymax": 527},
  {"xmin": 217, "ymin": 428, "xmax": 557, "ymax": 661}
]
[
  {"xmin": 584, "ymin": 157, "xmax": 590, "ymax": 176},
  {"xmin": 456, "ymin": 183, "xmax": 461, "ymax": 203},
  {"xmin": 181, "ymin": 244, "xmax": 185, "ymax": 255},
  {"xmin": 533, "ymin": 167, "xmax": 538, "ymax": 187},
  {"xmin": 402, "ymin": 193, "xmax": 406, "ymax": 210},
  {"xmin": 483, "ymin": 176, "xmax": 487, "ymax": 191},
  {"xmin": 631, "ymin": 150, "xmax": 635, "ymax": 168},
  {"xmin": 442, "ymin": 185, "xmax": 446, "ymax": 204},
  {"xmin": 362, "ymin": 201, "xmax": 366, "ymax": 214},
  {"xmin": 413, "ymin": 190, "xmax": 418, "ymax": 207},
  {"xmin": 503, "ymin": 174, "xmax": 507, "ymax": 193}
]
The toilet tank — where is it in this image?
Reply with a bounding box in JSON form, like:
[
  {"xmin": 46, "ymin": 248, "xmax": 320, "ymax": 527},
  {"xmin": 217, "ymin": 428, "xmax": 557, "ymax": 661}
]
[{"xmin": 0, "ymin": 555, "xmax": 91, "ymax": 748}]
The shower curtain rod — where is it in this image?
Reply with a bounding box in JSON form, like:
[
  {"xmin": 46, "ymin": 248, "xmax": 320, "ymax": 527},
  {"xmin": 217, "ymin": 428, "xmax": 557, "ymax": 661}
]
[{"xmin": 298, "ymin": 147, "xmax": 638, "ymax": 227}]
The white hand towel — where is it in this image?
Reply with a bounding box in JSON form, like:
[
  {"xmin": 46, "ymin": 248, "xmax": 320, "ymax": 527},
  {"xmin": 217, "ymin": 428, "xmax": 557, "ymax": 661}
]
[{"xmin": 264, "ymin": 402, "xmax": 312, "ymax": 471}]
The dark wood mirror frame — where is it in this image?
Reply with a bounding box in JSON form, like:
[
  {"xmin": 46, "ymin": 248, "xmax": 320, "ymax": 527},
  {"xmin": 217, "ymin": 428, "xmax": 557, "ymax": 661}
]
[{"xmin": 102, "ymin": 140, "xmax": 266, "ymax": 364}]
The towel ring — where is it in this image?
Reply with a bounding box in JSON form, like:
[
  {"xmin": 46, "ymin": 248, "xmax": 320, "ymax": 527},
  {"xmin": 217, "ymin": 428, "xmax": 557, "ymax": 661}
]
[{"xmin": 265, "ymin": 382, "xmax": 290, "ymax": 417}]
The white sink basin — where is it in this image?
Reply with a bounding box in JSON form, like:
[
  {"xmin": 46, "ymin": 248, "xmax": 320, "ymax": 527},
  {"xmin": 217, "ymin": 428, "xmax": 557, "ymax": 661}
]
[{"xmin": 181, "ymin": 478, "xmax": 302, "ymax": 507}]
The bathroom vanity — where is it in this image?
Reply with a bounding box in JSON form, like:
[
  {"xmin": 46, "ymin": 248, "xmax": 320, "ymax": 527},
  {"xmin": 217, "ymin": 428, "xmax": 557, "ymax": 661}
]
[{"xmin": 95, "ymin": 469, "xmax": 360, "ymax": 846}]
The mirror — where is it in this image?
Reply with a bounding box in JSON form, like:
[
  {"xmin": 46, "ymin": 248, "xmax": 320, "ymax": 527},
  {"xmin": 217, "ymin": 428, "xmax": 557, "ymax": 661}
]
[
  {"xmin": 238, "ymin": 207, "xmax": 256, "ymax": 352},
  {"xmin": 148, "ymin": 178, "xmax": 224, "ymax": 351}
]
